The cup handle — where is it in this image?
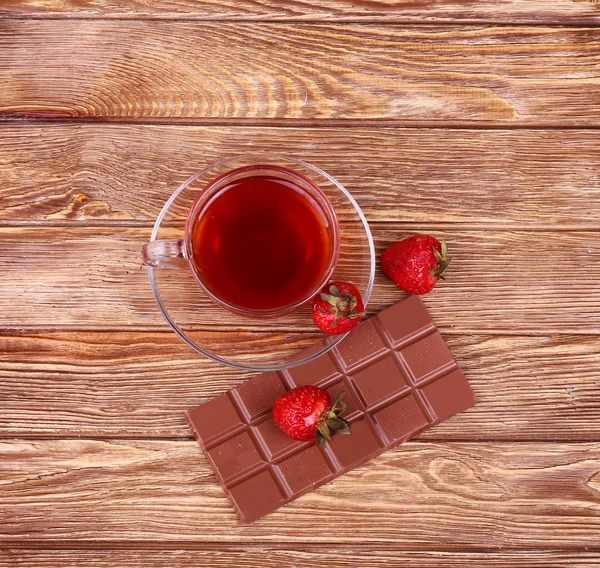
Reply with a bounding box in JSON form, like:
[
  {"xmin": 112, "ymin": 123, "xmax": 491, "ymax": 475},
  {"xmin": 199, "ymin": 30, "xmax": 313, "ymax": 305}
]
[{"xmin": 142, "ymin": 239, "xmax": 187, "ymax": 268}]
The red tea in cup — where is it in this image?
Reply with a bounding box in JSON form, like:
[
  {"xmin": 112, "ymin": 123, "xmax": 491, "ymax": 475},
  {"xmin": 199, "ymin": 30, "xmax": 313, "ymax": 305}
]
[
  {"xmin": 189, "ymin": 173, "xmax": 335, "ymax": 312},
  {"xmin": 142, "ymin": 164, "xmax": 338, "ymax": 317}
]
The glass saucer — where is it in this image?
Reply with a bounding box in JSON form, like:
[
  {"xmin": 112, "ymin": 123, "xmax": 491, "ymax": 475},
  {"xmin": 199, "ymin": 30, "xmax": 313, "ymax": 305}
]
[{"xmin": 148, "ymin": 155, "xmax": 375, "ymax": 371}]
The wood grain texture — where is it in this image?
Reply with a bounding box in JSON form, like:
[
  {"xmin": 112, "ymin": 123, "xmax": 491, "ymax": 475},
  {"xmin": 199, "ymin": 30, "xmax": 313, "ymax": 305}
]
[
  {"xmin": 1, "ymin": 0, "xmax": 600, "ymax": 24},
  {"xmin": 0, "ymin": 226, "xmax": 597, "ymax": 333},
  {"xmin": 2, "ymin": 549, "xmax": 600, "ymax": 568},
  {"xmin": 2, "ymin": 125, "xmax": 600, "ymax": 228},
  {"xmin": 2, "ymin": 439, "xmax": 600, "ymax": 546},
  {"xmin": 2, "ymin": 22, "xmax": 600, "ymax": 124},
  {"xmin": 2, "ymin": 0, "xmax": 599, "ymax": 559},
  {"xmin": 1, "ymin": 332, "xmax": 599, "ymax": 440}
]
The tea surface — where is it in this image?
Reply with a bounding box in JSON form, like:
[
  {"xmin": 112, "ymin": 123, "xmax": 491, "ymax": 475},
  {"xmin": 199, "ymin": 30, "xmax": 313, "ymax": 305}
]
[{"xmin": 191, "ymin": 174, "xmax": 333, "ymax": 311}]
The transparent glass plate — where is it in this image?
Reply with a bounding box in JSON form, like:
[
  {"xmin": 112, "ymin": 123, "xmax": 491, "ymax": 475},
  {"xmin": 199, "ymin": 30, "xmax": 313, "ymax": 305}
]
[{"xmin": 148, "ymin": 155, "xmax": 375, "ymax": 371}]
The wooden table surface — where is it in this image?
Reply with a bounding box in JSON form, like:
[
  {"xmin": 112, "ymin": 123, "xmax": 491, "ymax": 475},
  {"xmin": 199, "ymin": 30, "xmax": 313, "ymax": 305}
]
[{"xmin": 2, "ymin": 1, "xmax": 600, "ymax": 566}]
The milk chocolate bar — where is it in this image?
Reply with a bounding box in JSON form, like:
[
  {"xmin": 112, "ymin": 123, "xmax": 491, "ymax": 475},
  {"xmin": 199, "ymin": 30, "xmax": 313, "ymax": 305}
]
[{"xmin": 186, "ymin": 295, "xmax": 475, "ymax": 523}]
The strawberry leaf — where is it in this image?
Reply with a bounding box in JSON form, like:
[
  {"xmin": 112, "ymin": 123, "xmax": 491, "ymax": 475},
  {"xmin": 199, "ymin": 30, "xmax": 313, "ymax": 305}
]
[
  {"xmin": 332, "ymin": 392, "xmax": 345, "ymax": 406},
  {"xmin": 313, "ymin": 391, "xmax": 352, "ymax": 446},
  {"xmin": 328, "ymin": 418, "xmax": 350, "ymax": 435},
  {"xmin": 331, "ymin": 392, "xmax": 346, "ymax": 414},
  {"xmin": 330, "ymin": 310, "xmax": 343, "ymax": 329},
  {"xmin": 317, "ymin": 422, "xmax": 332, "ymax": 443}
]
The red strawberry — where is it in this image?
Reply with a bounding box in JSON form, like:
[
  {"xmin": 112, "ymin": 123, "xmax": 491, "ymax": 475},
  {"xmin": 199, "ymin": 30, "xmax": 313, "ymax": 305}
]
[
  {"xmin": 312, "ymin": 281, "xmax": 365, "ymax": 335},
  {"xmin": 272, "ymin": 386, "xmax": 350, "ymax": 445},
  {"xmin": 381, "ymin": 235, "xmax": 451, "ymax": 295}
]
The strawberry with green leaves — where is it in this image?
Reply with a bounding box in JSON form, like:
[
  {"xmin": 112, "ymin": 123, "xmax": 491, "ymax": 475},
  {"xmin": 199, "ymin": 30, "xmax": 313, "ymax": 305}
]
[
  {"xmin": 312, "ymin": 281, "xmax": 365, "ymax": 335},
  {"xmin": 272, "ymin": 385, "xmax": 349, "ymax": 445},
  {"xmin": 381, "ymin": 235, "xmax": 451, "ymax": 295}
]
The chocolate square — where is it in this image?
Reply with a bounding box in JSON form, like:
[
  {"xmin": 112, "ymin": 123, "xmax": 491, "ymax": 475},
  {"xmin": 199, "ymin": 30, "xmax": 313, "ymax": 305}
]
[
  {"xmin": 373, "ymin": 393, "xmax": 429, "ymax": 444},
  {"xmin": 420, "ymin": 369, "xmax": 476, "ymax": 422},
  {"xmin": 330, "ymin": 419, "xmax": 382, "ymax": 469},
  {"xmin": 378, "ymin": 294, "xmax": 434, "ymax": 346},
  {"xmin": 207, "ymin": 431, "xmax": 264, "ymax": 484},
  {"xmin": 352, "ymin": 355, "xmax": 410, "ymax": 408},
  {"xmin": 234, "ymin": 371, "xmax": 286, "ymax": 422},
  {"xmin": 228, "ymin": 469, "xmax": 286, "ymax": 523},
  {"xmin": 334, "ymin": 319, "xmax": 387, "ymax": 371},
  {"xmin": 186, "ymin": 393, "xmax": 243, "ymax": 445},
  {"xmin": 276, "ymin": 446, "xmax": 332, "ymax": 494},
  {"xmin": 401, "ymin": 332, "xmax": 455, "ymax": 384},
  {"xmin": 287, "ymin": 351, "xmax": 340, "ymax": 387}
]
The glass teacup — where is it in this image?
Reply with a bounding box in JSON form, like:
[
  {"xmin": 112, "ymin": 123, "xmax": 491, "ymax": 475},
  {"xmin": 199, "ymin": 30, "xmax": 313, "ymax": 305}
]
[{"xmin": 142, "ymin": 154, "xmax": 374, "ymax": 371}]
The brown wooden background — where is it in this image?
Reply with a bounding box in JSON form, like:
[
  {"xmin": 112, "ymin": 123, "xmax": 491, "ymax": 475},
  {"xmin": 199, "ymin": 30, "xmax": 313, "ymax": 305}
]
[{"xmin": 1, "ymin": 1, "xmax": 600, "ymax": 567}]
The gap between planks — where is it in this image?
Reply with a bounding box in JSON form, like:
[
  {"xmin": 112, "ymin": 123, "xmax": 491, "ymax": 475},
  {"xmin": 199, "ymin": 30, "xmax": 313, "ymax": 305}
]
[
  {"xmin": 3, "ymin": 542, "xmax": 600, "ymax": 553},
  {"xmin": 1, "ymin": 17, "xmax": 600, "ymax": 27},
  {"xmin": 5, "ymin": 118, "xmax": 600, "ymax": 130}
]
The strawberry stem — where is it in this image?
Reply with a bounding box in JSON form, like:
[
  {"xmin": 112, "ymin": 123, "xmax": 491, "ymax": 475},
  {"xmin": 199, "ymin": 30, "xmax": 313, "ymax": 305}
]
[
  {"xmin": 315, "ymin": 391, "xmax": 351, "ymax": 446},
  {"xmin": 430, "ymin": 240, "xmax": 451, "ymax": 280},
  {"xmin": 320, "ymin": 285, "xmax": 364, "ymax": 329}
]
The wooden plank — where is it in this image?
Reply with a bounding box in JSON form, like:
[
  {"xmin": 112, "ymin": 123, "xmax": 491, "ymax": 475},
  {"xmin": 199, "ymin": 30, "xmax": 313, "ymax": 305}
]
[
  {"xmin": 2, "ymin": 549, "xmax": 600, "ymax": 568},
  {"xmin": 1, "ymin": 332, "xmax": 598, "ymax": 440},
  {"xmin": 0, "ymin": 226, "xmax": 598, "ymax": 333},
  {"xmin": 1, "ymin": 439, "xmax": 599, "ymax": 546},
  {"xmin": 2, "ymin": 0, "xmax": 600, "ymax": 24},
  {"xmin": 2, "ymin": 23, "xmax": 600, "ymax": 125},
  {"xmin": 1, "ymin": 125, "xmax": 600, "ymax": 228}
]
